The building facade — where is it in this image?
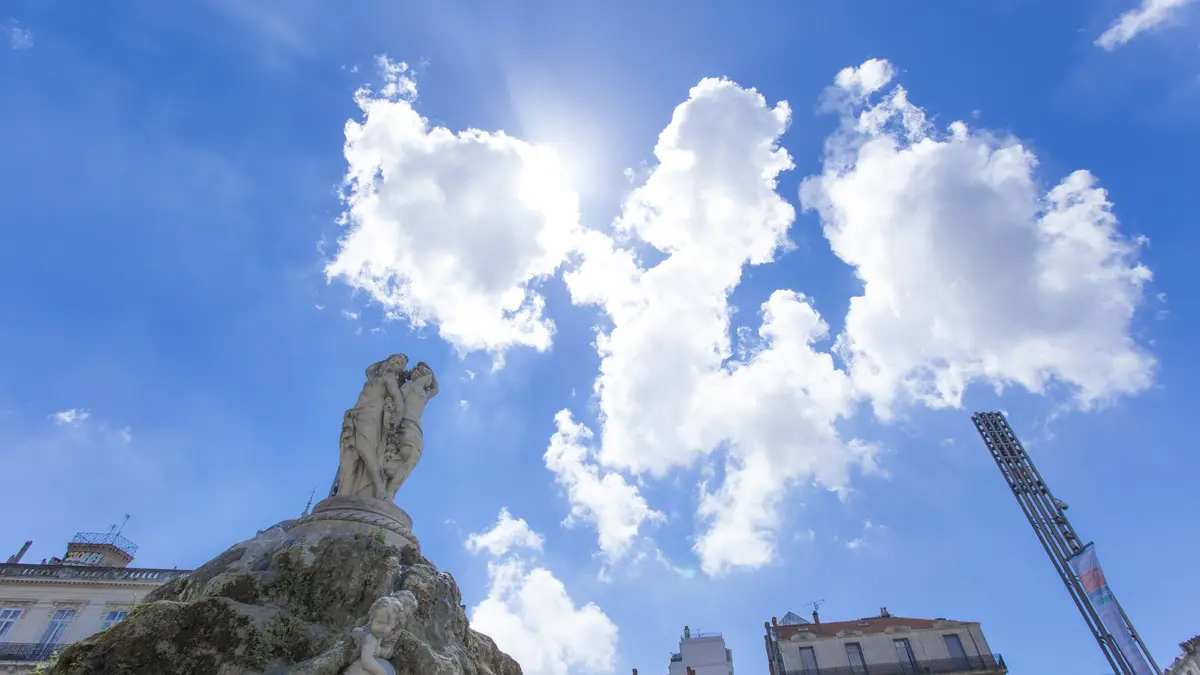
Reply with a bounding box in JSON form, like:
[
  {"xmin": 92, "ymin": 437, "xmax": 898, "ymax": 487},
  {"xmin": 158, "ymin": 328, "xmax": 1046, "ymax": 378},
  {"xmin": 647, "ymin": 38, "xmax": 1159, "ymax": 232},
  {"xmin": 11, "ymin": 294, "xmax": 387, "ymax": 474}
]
[
  {"xmin": 0, "ymin": 533, "xmax": 190, "ymax": 674},
  {"xmin": 669, "ymin": 626, "xmax": 735, "ymax": 675},
  {"xmin": 764, "ymin": 608, "xmax": 1006, "ymax": 675},
  {"xmin": 1166, "ymin": 635, "xmax": 1200, "ymax": 675}
]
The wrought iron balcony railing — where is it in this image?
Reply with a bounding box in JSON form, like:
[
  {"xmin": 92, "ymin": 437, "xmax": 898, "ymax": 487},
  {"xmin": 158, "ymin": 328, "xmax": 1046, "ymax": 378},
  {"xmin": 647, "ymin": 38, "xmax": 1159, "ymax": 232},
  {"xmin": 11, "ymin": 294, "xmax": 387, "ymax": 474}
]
[
  {"xmin": 785, "ymin": 653, "xmax": 1006, "ymax": 675},
  {"xmin": 0, "ymin": 642, "xmax": 60, "ymax": 662},
  {"xmin": 71, "ymin": 531, "xmax": 139, "ymax": 556},
  {"xmin": 0, "ymin": 562, "xmax": 191, "ymax": 582}
]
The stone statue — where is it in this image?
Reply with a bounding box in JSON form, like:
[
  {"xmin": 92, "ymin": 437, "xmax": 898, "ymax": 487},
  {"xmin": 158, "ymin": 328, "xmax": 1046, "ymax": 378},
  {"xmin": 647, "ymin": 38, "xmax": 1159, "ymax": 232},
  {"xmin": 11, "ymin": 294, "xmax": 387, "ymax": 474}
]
[
  {"xmin": 335, "ymin": 354, "xmax": 437, "ymax": 502},
  {"xmin": 342, "ymin": 591, "xmax": 418, "ymax": 675}
]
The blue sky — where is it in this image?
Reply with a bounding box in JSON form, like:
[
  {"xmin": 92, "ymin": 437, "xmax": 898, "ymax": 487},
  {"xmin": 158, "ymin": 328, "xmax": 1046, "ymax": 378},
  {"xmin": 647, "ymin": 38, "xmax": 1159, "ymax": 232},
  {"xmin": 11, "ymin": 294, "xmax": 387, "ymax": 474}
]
[{"xmin": 1, "ymin": 1, "xmax": 1197, "ymax": 674}]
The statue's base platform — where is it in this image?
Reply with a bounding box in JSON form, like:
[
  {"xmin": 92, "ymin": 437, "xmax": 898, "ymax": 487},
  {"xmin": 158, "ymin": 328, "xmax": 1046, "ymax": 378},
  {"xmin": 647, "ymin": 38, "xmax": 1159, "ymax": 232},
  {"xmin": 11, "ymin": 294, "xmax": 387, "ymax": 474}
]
[{"xmin": 289, "ymin": 495, "xmax": 419, "ymax": 554}]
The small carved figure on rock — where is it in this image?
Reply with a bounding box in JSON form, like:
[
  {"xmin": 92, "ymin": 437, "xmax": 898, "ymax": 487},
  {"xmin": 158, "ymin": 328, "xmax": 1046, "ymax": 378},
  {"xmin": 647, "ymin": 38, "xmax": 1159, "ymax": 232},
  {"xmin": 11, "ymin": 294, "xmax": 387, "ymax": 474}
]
[{"xmin": 343, "ymin": 591, "xmax": 418, "ymax": 675}]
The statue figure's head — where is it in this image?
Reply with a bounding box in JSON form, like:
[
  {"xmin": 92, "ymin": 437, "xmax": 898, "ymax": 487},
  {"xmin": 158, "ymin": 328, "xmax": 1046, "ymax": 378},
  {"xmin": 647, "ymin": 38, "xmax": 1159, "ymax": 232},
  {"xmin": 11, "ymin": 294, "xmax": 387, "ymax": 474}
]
[
  {"xmin": 367, "ymin": 591, "xmax": 417, "ymax": 637},
  {"xmin": 366, "ymin": 354, "xmax": 409, "ymax": 381}
]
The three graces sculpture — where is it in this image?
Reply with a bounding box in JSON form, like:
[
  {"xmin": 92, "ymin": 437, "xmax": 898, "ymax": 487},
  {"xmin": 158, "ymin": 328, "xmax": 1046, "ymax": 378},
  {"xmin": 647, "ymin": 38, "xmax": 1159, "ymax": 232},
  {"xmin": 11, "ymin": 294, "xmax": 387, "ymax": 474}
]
[{"xmin": 334, "ymin": 354, "xmax": 438, "ymax": 502}]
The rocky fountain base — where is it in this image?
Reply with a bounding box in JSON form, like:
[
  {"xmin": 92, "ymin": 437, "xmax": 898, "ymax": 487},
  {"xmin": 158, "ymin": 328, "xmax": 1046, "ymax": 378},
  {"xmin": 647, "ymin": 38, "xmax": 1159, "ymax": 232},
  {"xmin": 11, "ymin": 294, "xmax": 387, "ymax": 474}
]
[
  {"xmin": 47, "ymin": 354, "xmax": 514, "ymax": 675},
  {"xmin": 46, "ymin": 516, "xmax": 520, "ymax": 675}
]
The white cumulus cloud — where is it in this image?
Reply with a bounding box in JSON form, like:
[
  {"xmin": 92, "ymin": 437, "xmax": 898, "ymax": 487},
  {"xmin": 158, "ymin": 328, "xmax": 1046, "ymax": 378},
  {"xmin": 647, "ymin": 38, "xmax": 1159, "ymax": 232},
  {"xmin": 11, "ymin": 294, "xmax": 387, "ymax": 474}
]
[
  {"xmin": 800, "ymin": 59, "xmax": 1155, "ymax": 419},
  {"xmin": 1095, "ymin": 0, "xmax": 1195, "ymax": 49},
  {"xmin": 466, "ymin": 512, "xmax": 618, "ymax": 675},
  {"xmin": 832, "ymin": 57, "xmax": 894, "ymax": 97},
  {"xmin": 559, "ymin": 78, "xmax": 876, "ymax": 575},
  {"xmin": 51, "ymin": 409, "xmax": 90, "ymax": 426},
  {"xmin": 326, "ymin": 57, "xmax": 583, "ymax": 357},
  {"xmin": 465, "ymin": 508, "xmax": 545, "ymax": 557}
]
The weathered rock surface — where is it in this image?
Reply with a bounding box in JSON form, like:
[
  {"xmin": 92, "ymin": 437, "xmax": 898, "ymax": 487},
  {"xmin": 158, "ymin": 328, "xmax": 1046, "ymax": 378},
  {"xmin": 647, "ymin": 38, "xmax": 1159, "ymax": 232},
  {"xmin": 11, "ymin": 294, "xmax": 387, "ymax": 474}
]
[{"xmin": 47, "ymin": 521, "xmax": 522, "ymax": 675}]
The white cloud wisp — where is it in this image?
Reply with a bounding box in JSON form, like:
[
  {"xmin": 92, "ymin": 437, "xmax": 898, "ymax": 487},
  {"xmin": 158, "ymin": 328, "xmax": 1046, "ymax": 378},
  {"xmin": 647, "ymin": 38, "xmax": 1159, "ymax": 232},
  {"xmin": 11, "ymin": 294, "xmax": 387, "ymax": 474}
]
[
  {"xmin": 51, "ymin": 408, "xmax": 90, "ymax": 426},
  {"xmin": 544, "ymin": 410, "xmax": 664, "ymax": 563},
  {"xmin": 1095, "ymin": 0, "xmax": 1196, "ymax": 49},
  {"xmin": 4, "ymin": 20, "xmax": 33, "ymax": 50}
]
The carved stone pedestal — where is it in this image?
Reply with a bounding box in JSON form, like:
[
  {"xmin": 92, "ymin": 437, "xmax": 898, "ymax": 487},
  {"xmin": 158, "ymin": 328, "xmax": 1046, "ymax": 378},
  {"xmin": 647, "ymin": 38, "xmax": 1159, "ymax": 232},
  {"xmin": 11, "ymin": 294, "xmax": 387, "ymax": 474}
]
[{"xmin": 290, "ymin": 495, "xmax": 420, "ymax": 554}]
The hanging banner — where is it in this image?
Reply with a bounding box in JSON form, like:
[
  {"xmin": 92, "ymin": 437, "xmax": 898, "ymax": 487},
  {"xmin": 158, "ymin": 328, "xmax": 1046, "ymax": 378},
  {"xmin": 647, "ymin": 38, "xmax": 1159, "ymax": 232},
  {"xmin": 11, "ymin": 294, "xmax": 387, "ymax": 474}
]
[{"xmin": 1067, "ymin": 543, "xmax": 1155, "ymax": 675}]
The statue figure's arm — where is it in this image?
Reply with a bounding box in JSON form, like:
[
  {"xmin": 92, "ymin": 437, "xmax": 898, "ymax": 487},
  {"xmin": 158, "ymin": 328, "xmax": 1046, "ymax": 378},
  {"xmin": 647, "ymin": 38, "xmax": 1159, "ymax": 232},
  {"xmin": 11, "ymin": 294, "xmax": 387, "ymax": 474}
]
[
  {"xmin": 385, "ymin": 373, "xmax": 404, "ymax": 411},
  {"xmin": 425, "ymin": 371, "xmax": 438, "ymax": 399},
  {"xmin": 356, "ymin": 633, "xmax": 387, "ymax": 675}
]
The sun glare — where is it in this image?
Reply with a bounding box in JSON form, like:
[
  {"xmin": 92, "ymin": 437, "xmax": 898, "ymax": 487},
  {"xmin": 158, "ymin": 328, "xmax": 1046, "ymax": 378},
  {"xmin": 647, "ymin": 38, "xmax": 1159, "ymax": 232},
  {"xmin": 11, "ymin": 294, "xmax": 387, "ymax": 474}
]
[{"xmin": 519, "ymin": 143, "xmax": 582, "ymax": 233}]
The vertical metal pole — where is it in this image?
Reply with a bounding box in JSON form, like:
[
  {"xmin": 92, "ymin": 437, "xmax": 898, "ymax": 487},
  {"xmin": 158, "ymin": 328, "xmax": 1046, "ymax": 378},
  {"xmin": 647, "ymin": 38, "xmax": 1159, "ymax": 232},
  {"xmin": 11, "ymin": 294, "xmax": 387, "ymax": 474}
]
[{"xmin": 972, "ymin": 412, "xmax": 1131, "ymax": 675}]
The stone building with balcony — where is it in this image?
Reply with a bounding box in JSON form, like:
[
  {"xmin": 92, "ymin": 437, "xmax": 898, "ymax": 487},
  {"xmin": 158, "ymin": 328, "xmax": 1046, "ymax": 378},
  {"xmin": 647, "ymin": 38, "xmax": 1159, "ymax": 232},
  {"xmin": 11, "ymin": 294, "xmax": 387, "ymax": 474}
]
[
  {"xmin": 764, "ymin": 607, "xmax": 1007, "ymax": 675},
  {"xmin": 0, "ymin": 532, "xmax": 190, "ymax": 674}
]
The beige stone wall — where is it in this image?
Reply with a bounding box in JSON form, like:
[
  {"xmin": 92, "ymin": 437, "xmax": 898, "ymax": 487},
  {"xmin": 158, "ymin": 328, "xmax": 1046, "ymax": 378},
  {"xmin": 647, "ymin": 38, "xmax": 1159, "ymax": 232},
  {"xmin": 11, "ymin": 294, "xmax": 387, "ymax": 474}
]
[
  {"xmin": 778, "ymin": 621, "xmax": 1000, "ymax": 672},
  {"xmin": 0, "ymin": 575, "xmax": 167, "ymax": 674}
]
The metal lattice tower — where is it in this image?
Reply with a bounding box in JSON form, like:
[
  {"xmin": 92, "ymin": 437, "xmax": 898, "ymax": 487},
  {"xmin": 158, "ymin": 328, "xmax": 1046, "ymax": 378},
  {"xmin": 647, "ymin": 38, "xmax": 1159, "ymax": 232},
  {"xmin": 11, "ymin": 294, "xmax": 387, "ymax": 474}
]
[{"xmin": 971, "ymin": 412, "xmax": 1160, "ymax": 675}]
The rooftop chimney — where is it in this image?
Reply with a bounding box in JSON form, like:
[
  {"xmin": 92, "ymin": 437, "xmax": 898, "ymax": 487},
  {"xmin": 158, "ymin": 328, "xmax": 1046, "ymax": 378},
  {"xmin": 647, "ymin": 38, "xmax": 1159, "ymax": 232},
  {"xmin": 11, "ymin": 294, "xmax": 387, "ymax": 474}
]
[
  {"xmin": 683, "ymin": 625, "xmax": 691, "ymax": 639},
  {"xmin": 812, "ymin": 609, "xmax": 821, "ymax": 629},
  {"xmin": 632, "ymin": 670, "xmax": 638, "ymax": 675},
  {"xmin": 6, "ymin": 540, "xmax": 32, "ymax": 564},
  {"xmin": 687, "ymin": 668, "xmax": 695, "ymax": 675},
  {"xmin": 880, "ymin": 606, "xmax": 891, "ymax": 618},
  {"xmin": 771, "ymin": 616, "xmax": 778, "ymax": 627}
]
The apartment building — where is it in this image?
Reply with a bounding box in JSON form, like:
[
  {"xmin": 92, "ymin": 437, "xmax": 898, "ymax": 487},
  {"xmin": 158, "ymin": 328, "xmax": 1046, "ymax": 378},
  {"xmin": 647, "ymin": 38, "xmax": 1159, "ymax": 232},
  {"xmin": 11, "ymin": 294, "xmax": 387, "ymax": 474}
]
[
  {"xmin": 764, "ymin": 607, "xmax": 1007, "ymax": 675},
  {"xmin": 0, "ymin": 533, "xmax": 190, "ymax": 674},
  {"xmin": 669, "ymin": 626, "xmax": 735, "ymax": 675}
]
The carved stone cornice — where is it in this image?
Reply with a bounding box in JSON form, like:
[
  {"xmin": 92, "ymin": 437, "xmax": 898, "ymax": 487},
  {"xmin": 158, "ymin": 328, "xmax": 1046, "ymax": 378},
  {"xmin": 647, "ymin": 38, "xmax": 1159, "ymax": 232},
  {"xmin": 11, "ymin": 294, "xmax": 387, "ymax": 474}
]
[
  {"xmin": 0, "ymin": 564, "xmax": 190, "ymax": 588},
  {"xmin": 0, "ymin": 599, "xmax": 35, "ymax": 608},
  {"xmin": 50, "ymin": 600, "xmax": 86, "ymax": 610}
]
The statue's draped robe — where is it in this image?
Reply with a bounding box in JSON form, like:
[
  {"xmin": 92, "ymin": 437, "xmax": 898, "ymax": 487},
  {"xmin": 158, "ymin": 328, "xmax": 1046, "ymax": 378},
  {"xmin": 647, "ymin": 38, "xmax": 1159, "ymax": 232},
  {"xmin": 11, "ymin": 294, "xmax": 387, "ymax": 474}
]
[{"xmin": 339, "ymin": 393, "xmax": 400, "ymax": 498}]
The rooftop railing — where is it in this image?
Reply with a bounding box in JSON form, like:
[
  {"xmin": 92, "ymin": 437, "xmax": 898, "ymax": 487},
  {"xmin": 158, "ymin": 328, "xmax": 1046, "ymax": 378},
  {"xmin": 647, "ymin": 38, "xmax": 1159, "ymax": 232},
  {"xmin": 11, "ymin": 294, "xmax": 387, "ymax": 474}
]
[
  {"xmin": 71, "ymin": 531, "xmax": 138, "ymax": 556},
  {"xmin": 0, "ymin": 642, "xmax": 59, "ymax": 663},
  {"xmin": 0, "ymin": 562, "xmax": 190, "ymax": 582},
  {"xmin": 785, "ymin": 653, "xmax": 1006, "ymax": 675}
]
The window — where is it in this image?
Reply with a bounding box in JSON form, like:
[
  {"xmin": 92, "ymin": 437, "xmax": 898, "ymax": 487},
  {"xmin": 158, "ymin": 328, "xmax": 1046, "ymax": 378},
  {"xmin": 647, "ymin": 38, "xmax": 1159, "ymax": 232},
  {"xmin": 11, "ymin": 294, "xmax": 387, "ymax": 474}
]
[
  {"xmin": 846, "ymin": 642, "xmax": 868, "ymax": 674},
  {"xmin": 893, "ymin": 638, "xmax": 917, "ymax": 674},
  {"xmin": 0, "ymin": 608, "xmax": 23, "ymax": 640},
  {"xmin": 38, "ymin": 609, "xmax": 76, "ymax": 645},
  {"xmin": 64, "ymin": 551, "xmax": 105, "ymax": 566},
  {"xmin": 101, "ymin": 610, "xmax": 129, "ymax": 630},
  {"xmin": 798, "ymin": 646, "xmax": 819, "ymax": 673},
  {"xmin": 944, "ymin": 634, "xmax": 969, "ymax": 668}
]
